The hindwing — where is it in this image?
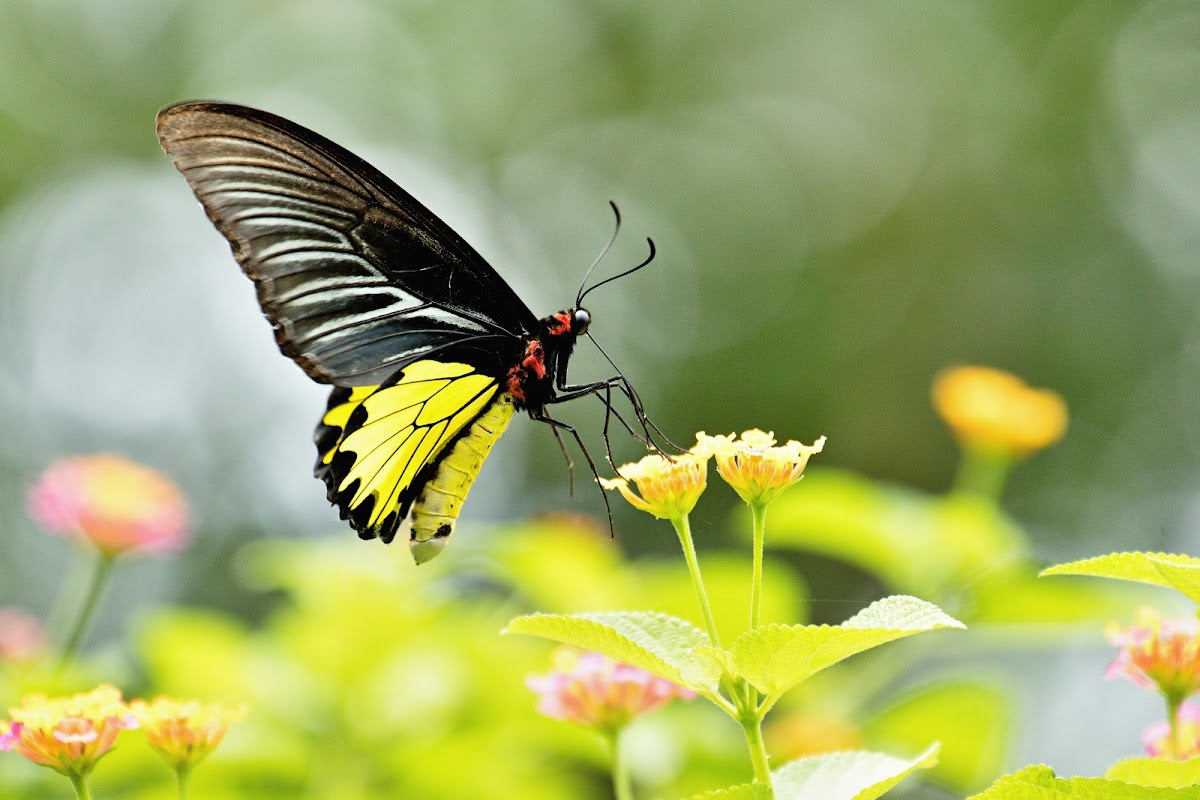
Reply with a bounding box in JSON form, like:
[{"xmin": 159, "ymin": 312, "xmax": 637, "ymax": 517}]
[
  {"xmin": 315, "ymin": 357, "xmax": 508, "ymax": 544},
  {"xmin": 156, "ymin": 101, "xmax": 537, "ymax": 386}
]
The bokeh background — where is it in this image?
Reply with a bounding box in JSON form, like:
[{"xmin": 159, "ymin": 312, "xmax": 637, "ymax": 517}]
[{"xmin": 1, "ymin": 1, "xmax": 1198, "ymax": 798}]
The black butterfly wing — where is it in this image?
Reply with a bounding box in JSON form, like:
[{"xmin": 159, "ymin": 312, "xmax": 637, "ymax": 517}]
[{"xmin": 156, "ymin": 101, "xmax": 539, "ymax": 386}]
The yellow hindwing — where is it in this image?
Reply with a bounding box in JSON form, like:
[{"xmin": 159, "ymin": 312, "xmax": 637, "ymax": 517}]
[{"xmin": 315, "ymin": 360, "xmax": 500, "ymax": 548}]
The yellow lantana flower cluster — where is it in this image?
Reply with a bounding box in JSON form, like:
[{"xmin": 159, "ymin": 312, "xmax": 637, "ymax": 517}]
[
  {"xmin": 696, "ymin": 429, "xmax": 825, "ymax": 506},
  {"xmin": 932, "ymin": 366, "xmax": 1067, "ymax": 459},
  {"xmin": 131, "ymin": 696, "xmax": 248, "ymax": 771},
  {"xmin": 1, "ymin": 685, "xmax": 246, "ymax": 780}
]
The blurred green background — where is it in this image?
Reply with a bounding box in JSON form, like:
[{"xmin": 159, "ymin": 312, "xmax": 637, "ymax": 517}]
[{"xmin": 0, "ymin": 1, "xmax": 1198, "ymax": 797}]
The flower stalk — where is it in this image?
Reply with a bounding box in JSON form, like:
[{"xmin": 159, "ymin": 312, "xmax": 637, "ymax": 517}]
[
  {"xmin": 56, "ymin": 551, "xmax": 116, "ymax": 677},
  {"xmin": 749, "ymin": 502, "xmax": 768, "ymax": 632},
  {"xmin": 670, "ymin": 514, "xmax": 722, "ymax": 650},
  {"xmin": 606, "ymin": 730, "xmax": 632, "ymax": 800},
  {"xmin": 68, "ymin": 772, "xmax": 93, "ymax": 800}
]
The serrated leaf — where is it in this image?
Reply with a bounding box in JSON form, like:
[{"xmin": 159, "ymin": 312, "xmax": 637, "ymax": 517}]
[
  {"xmin": 1106, "ymin": 756, "xmax": 1200, "ymax": 789},
  {"xmin": 686, "ymin": 645, "xmax": 740, "ymax": 689},
  {"xmin": 771, "ymin": 743, "xmax": 939, "ymax": 800},
  {"xmin": 731, "ymin": 596, "xmax": 964, "ymax": 696},
  {"xmin": 1041, "ymin": 552, "xmax": 1200, "ymax": 602},
  {"xmin": 682, "ymin": 783, "xmax": 773, "ymax": 800},
  {"xmin": 967, "ymin": 764, "xmax": 1200, "ymax": 798},
  {"xmin": 502, "ymin": 611, "xmax": 715, "ymax": 693}
]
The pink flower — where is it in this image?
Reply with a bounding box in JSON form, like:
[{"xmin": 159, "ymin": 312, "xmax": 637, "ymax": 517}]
[
  {"xmin": 526, "ymin": 647, "xmax": 696, "ymax": 731},
  {"xmin": 0, "ymin": 608, "xmax": 45, "ymax": 663},
  {"xmin": 27, "ymin": 454, "xmax": 189, "ymax": 556},
  {"xmin": 1, "ymin": 684, "xmax": 138, "ymax": 777},
  {"xmin": 1143, "ymin": 700, "xmax": 1200, "ymax": 760},
  {"xmin": 1106, "ymin": 608, "xmax": 1200, "ymax": 702}
]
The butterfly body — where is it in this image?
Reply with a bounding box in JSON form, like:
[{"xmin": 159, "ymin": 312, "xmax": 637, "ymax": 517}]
[{"xmin": 157, "ymin": 101, "xmax": 623, "ymax": 563}]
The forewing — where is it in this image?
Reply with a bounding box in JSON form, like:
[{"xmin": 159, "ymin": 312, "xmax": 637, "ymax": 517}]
[
  {"xmin": 156, "ymin": 101, "xmax": 538, "ymax": 385},
  {"xmin": 314, "ymin": 357, "xmax": 504, "ymax": 543}
]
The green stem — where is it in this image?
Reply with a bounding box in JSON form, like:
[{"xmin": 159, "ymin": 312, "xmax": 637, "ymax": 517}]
[
  {"xmin": 670, "ymin": 514, "xmax": 722, "ymax": 649},
  {"xmin": 950, "ymin": 446, "xmax": 1012, "ymax": 503},
  {"xmin": 176, "ymin": 764, "xmax": 192, "ymax": 800},
  {"xmin": 55, "ymin": 551, "xmax": 116, "ymax": 676},
  {"xmin": 750, "ymin": 502, "xmax": 768, "ymax": 631},
  {"xmin": 740, "ymin": 714, "xmax": 774, "ymax": 794},
  {"xmin": 68, "ymin": 772, "xmax": 93, "ymax": 800},
  {"xmin": 607, "ymin": 729, "xmax": 633, "ymax": 800},
  {"xmin": 1168, "ymin": 695, "xmax": 1183, "ymax": 760}
]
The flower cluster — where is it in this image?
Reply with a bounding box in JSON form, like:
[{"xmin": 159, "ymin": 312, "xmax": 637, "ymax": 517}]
[
  {"xmin": 131, "ymin": 696, "xmax": 248, "ymax": 771},
  {"xmin": 27, "ymin": 454, "xmax": 190, "ymax": 556},
  {"xmin": 696, "ymin": 429, "xmax": 825, "ymax": 506},
  {"xmin": 0, "ymin": 608, "xmax": 45, "ymax": 663},
  {"xmin": 527, "ymin": 647, "xmax": 696, "ymax": 732},
  {"xmin": 601, "ymin": 428, "xmax": 824, "ymax": 518},
  {"xmin": 598, "ymin": 452, "xmax": 711, "ymax": 520},
  {"xmin": 1105, "ymin": 607, "xmax": 1200, "ymax": 703},
  {"xmin": 932, "ymin": 366, "xmax": 1067, "ymax": 459},
  {"xmin": 1143, "ymin": 700, "xmax": 1200, "ymax": 760},
  {"xmin": 1, "ymin": 685, "xmax": 246, "ymax": 780},
  {"xmin": 0, "ymin": 684, "xmax": 136, "ymax": 777}
]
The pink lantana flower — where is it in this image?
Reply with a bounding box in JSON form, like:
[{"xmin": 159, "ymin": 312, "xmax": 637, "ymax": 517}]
[
  {"xmin": 1106, "ymin": 607, "xmax": 1200, "ymax": 703},
  {"xmin": 526, "ymin": 647, "xmax": 696, "ymax": 732},
  {"xmin": 1, "ymin": 684, "xmax": 137, "ymax": 777},
  {"xmin": 1143, "ymin": 700, "xmax": 1200, "ymax": 760},
  {"xmin": 0, "ymin": 608, "xmax": 46, "ymax": 663},
  {"xmin": 27, "ymin": 454, "xmax": 189, "ymax": 556}
]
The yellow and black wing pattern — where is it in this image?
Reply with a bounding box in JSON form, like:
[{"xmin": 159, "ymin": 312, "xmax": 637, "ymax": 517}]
[
  {"xmin": 156, "ymin": 101, "xmax": 544, "ymax": 563},
  {"xmin": 314, "ymin": 357, "xmax": 515, "ymax": 563}
]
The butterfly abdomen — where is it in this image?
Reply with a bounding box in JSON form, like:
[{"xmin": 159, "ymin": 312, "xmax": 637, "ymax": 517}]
[{"xmin": 410, "ymin": 392, "xmax": 516, "ymax": 564}]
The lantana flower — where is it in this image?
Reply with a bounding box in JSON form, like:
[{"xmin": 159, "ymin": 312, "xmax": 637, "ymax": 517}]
[
  {"xmin": 0, "ymin": 684, "xmax": 137, "ymax": 777},
  {"xmin": 130, "ymin": 696, "xmax": 248, "ymax": 771},
  {"xmin": 932, "ymin": 366, "xmax": 1067, "ymax": 459},
  {"xmin": 0, "ymin": 608, "xmax": 46, "ymax": 663},
  {"xmin": 599, "ymin": 451, "xmax": 710, "ymax": 520},
  {"xmin": 527, "ymin": 647, "xmax": 696, "ymax": 732},
  {"xmin": 1143, "ymin": 700, "xmax": 1200, "ymax": 760},
  {"xmin": 27, "ymin": 454, "xmax": 190, "ymax": 556},
  {"xmin": 1106, "ymin": 607, "xmax": 1200, "ymax": 703},
  {"xmin": 695, "ymin": 429, "xmax": 825, "ymax": 506}
]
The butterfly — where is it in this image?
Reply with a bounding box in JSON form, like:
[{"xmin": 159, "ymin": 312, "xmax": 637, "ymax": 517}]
[{"xmin": 156, "ymin": 101, "xmax": 660, "ymax": 563}]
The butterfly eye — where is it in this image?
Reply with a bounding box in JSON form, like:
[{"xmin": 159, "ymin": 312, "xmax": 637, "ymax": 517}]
[{"xmin": 572, "ymin": 308, "xmax": 591, "ymax": 334}]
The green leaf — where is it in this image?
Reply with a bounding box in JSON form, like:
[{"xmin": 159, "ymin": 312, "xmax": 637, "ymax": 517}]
[
  {"xmin": 1041, "ymin": 552, "xmax": 1200, "ymax": 603},
  {"xmin": 764, "ymin": 470, "xmax": 1028, "ymax": 597},
  {"xmin": 682, "ymin": 784, "xmax": 773, "ymax": 800},
  {"xmin": 967, "ymin": 764, "xmax": 1200, "ymax": 798},
  {"xmin": 502, "ymin": 611, "xmax": 715, "ymax": 693},
  {"xmin": 864, "ymin": 681, "xmax": 1010, "ymax": 792},
  {"xmin": 731, "ymin": 596, "xmax": 964, "ymax": 696},
  {"xmin": 772, "ymin": 743, "xmax": 939, "ymax": 800},
  {"xmin": 1107, "ymin": 756, "xmax": 1200, "ymax": 789}
]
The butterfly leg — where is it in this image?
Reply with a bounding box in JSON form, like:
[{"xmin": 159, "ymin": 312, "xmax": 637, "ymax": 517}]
[
  {"xmin": 549, "ymin": 423, "xmax": 576, "ymax": 495},
  {"xmin": 531, "ymin": 408, "xmax": 614, "ymax": 536}
]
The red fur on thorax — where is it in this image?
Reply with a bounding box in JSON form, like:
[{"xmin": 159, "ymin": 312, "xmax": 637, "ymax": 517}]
[
  {"xmin": 506, "ymin": 339, "xmax": 547, "ymax": 404},
  {"xmin": 548, "ymin": 312, "xmax": 572, "ymax": 335}
]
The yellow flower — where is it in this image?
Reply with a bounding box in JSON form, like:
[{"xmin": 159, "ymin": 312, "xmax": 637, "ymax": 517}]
[
  {"xmin": 695, "ymin": 429, "xmax": 825, "ymax": 506},
  {"xmin": 130, "ymin": 696, "xmax": 247, "ymax": 771},
  {"xmin": 1, "ymin": 684, "xmax": 136, "ymax": 777},
  {"xmin": 932, "ymin": 366, "xmax": 1067, "ymax": 458},
  {"xmin": 599, "ymin": 452, "xmax": 710, "ymax": 520}
]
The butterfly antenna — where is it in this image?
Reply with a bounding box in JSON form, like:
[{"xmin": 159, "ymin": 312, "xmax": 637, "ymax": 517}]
[
  {"xmin": 575, "ymin": 201, "xmax": 623, "ymax": 308},
  {"xmin": 578, "ymin": 238, "xmax": 656, "ymax": 307}
]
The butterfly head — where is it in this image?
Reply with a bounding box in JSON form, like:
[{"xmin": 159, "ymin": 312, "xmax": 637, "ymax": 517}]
[{"xmin": 547, "ymin": 308, "xmax": 591, "ymax": 338}]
